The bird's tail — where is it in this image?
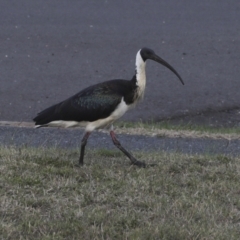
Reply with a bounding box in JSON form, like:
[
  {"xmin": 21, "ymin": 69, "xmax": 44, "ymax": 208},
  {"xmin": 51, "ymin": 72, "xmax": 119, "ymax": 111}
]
[{"xmin": 33, "ymin": 103, "xmax": 61, "ymax": 127}]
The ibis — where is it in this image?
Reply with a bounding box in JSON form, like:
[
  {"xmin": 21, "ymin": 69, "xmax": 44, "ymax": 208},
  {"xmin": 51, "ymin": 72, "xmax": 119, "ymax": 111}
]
[{"xmin": 33, "ymin": 47, "xmax": 184, "ymax": 167}]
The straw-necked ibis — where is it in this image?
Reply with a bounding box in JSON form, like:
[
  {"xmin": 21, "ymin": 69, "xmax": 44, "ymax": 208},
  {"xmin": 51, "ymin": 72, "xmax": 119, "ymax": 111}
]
[{"xmin": 33, "ymin": 47, "xmax": 184, "ymax": 167}]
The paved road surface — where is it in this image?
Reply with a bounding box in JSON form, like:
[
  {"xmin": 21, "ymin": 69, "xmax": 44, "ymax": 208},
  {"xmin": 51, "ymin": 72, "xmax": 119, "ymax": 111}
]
[
  {"xmin": 1, "ymin": 126, "xmax": 240, "ymax": 158},
  {"xmin": 0, "ymin": 0, "xmax": 240, "ymax": 125}
]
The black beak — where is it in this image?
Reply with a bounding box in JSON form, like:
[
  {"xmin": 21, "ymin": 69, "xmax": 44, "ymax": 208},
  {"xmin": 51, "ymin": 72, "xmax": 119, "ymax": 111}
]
[{"xmin": 151, "ymin": 54, "xmax": 184, "ymax": 85}]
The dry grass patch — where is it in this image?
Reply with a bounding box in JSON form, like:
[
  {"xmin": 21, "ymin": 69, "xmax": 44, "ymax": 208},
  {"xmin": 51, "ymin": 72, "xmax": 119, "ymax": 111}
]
[
  {"xmin": 114, "ymin": 121, "xmax": 240, "ymax": 140},
  {"xmin": 1, "ymin": 146, "xmax": 240, "ymax": 239}
]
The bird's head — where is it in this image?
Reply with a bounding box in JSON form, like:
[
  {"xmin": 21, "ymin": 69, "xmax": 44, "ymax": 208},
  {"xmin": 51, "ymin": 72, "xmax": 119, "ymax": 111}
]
[{"xmin": 140, "ymin": 47, "xmax": 184, "ymax": 85}]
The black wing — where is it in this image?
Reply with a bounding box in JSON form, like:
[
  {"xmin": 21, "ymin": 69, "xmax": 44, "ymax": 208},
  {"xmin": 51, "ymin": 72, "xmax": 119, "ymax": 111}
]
[{"xmin": 33, "ymin": 79, "xmax": 135, "ymax": 125}]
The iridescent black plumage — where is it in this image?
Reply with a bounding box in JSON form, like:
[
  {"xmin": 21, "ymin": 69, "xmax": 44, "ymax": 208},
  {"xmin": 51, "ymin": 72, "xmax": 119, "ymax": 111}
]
[
  {"xmin": 33, "ymin": 47, "xmax": 184, "ymax": 167},
  {"xmin": 33, "ymin": 77, "xmax": 137, "ymax": 125}
]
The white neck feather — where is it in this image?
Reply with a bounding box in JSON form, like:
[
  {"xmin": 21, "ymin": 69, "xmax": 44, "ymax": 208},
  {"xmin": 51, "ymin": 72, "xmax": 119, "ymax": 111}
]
[{"xmin": 135, "ymin": 50, "xmax": 146, "ymax": 100}]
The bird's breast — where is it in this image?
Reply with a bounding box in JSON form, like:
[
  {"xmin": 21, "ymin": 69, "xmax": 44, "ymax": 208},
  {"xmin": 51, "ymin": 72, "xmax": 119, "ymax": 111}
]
[
  {"xmin": 111, "ymin": 97, "xmax": 130, "ymax": 118},
  {"xmin": 85, "ymin": 97, "xmax": 130, "ymax": 131}
]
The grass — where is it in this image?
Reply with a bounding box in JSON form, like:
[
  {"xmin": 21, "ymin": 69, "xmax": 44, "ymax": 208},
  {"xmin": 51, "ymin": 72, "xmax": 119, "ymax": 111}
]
[
  {"xmin": 112, "ymin": 121, "xmax": 240, "ymax": 143},
  {"xmin": 1, "ymin": 145, "xmax": 240, "ymax": 239},
  {"xmin": 116, "ymin": 120, "xmax": 240, "ymax": 135}
]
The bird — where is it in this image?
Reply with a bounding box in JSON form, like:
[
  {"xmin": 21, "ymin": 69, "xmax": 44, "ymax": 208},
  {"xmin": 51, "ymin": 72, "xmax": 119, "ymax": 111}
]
[{"xmin": 33, "ymin": 47, "xmax": 184, "ymax": 167}]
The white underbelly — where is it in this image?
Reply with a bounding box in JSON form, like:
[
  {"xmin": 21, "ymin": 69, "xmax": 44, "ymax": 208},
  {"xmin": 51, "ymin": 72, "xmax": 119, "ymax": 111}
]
[
  {"xmin": 86, "ymin": 97, "xmax": 131, "ymax": 131},
  {"xmin": 36, "ymin": 97, "xmax": 133, "ymax": 132}
]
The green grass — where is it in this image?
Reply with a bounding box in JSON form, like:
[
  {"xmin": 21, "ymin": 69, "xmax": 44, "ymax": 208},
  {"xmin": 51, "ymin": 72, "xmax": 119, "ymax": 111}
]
[
  {"xmin": 1, "ymin": 146, "xmax": 240, "ymax": 239},
  {"xmin": 116, "ymin": 120, "xmax": 240, "ymax": 135}
]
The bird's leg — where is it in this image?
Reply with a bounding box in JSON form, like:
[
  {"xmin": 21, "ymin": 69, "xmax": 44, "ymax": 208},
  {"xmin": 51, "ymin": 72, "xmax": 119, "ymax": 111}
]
[
  {"xmin": 110, "ymin": 130, "xmax": 146, "ymax": 167},
  {"xmin": 79, "ymin": 131, "xmax": 91, "ymax": 165}
]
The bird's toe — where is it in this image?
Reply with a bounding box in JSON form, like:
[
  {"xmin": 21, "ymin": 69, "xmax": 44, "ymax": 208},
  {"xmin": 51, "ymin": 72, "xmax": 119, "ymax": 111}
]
[{"xmin": 132, "ymin": 160, "xmax": 146, "ymax": 168}]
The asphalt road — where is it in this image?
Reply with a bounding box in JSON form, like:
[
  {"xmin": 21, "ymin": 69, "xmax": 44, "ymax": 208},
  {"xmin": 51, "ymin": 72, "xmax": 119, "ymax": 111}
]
[
  {"xmin": 0, "ymin": 0, "xmax": 240, "ymax": 124},
  {"xmin": 1, "ymin": 126, "xmax": 240, "ymax": 158}
]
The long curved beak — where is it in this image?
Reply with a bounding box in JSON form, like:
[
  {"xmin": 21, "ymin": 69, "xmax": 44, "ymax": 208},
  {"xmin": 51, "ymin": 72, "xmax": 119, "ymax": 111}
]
[{"xmin": 151, "ymin": 54, "xmax": 184, "ymax": 85}]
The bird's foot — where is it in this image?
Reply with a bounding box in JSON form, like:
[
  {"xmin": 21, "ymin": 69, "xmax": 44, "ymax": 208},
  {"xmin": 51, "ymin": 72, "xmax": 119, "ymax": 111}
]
[
  {"xmin": 147, "ymin": 163, "xmax": 157, "ymax": 167},
  {"xmin": 74, "ymin": 161, "xmax": 84, "ymax": 168},
  {"xmin": 74, "ymin": 163, "xmax": 81, "ymax": 168},
  {"xmin": 131, "ymin": 160, "xmax": 157, "ymax": 168},
  {"xmin": 131, "ymin": 160, "xmax": 146, "ymax": 168}
]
